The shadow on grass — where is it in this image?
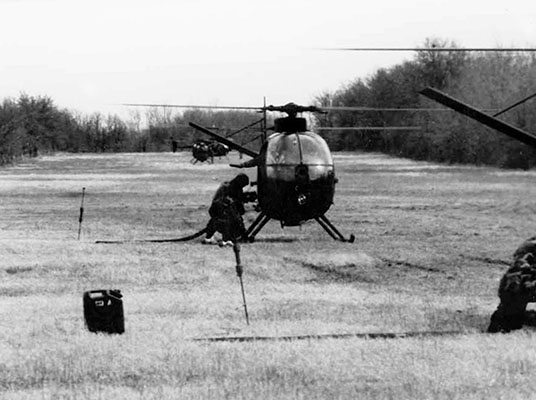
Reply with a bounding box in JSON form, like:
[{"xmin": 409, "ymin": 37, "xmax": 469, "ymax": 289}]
[
  {"xmin": 428, "ymin": 308, "xmax": 536, "ymax": 333},
  {"xmin": 247, "ymin": 236, "xmax": 298, "ymax": 243},
  {"xmin": 57, "ymin": 191, "xmax": 85, "ymax": 198},
  {"xmin": 426, "ymin": 307, "xmax": 490, "ymax": 332}
]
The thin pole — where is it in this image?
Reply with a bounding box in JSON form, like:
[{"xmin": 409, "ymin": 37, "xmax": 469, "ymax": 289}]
[
  {"xmin": 77, "ymin": 187, "xmax": 86, "ymax": 240},
  {"xmin": 233, "ymin": 243, "xmax": 249, "ymax": 325}
]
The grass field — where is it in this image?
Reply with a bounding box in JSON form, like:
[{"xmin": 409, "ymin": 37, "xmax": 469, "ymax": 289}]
[{"xmin": 1, "ymin": 151, "xmax": 536, "ymax": 399}]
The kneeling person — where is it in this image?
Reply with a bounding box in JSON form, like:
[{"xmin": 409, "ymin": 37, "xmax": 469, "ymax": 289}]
[
  {"xmin": 488, "ymin": 236, "xmax": 536, "ymax": 333},
  {"xmin": 203, "ymin": 173, "xmax": 249, "ymax": 246}
]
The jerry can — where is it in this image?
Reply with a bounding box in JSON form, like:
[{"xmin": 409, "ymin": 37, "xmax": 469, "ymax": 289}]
[{"xmin": 83, "ymin": 289, "xmax": 124, "ymax": 334}]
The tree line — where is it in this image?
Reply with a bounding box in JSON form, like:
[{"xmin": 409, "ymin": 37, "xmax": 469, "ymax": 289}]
[
  {"xmin": 2, "ymin": 38, "xmax": 536, "ymax": 168},
  {"xmin": 315, "ymin": 38, "xmax": 536, "ymax": 168},
  {"xmin": 0, "ymin": 94, "xmax": 139, "ymax": 164},
  {"xmin": 0, "ymin": 95, "xmax": 265, "ymax": 165}
]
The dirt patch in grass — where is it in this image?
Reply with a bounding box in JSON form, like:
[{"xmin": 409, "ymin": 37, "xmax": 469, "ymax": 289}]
[
  {"xmin": 5, "ymin": 266, "xmax": 33, "ymax": 275},
  {"xmin": 380, "ymin": 258, "xmax": 444, "ymax": 273},
  {"xmin": 288, "ymin": 252, "xmax": 382, "ymax": 283}
]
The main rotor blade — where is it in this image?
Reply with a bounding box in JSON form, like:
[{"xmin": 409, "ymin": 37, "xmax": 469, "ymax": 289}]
[
  {"xmin": 317, "ymin": 126, "xmax": 421, "ymax": 131},
  {"xmin": 493, "ymin": 91, "xmax": 536, "ymax": 117},
  {"xmin": 124, "ymin": 102, "xmax": 491, "ymax": 113},
  {"xmin": 327, "ymin": 47, "xmax": 536, "ymax": 52},
  {"xmin": 321, "ymin": 106, "xmax": 453, "ymax": 112},
  {"xmin": 128, "ymin": 103, "xmax": 453, "ymax": 112},
  {"xmin": 420, "ymin": 87, "xmax": 536, "ymax": 148},
  {"xmin": 122, "ymin": 103, "xmax": 261, "ymax": 111},
  {"xmin": 226, "ymin": 118, "xmax": 266, "ymax": 138},
  {"xmin": 159, "ymin": 123, "xmax": 261, "ymax": 133}
]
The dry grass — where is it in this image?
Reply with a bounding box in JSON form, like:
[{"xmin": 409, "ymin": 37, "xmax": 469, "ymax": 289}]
[{"xmin": 1, "ymin": 151, "xmax": 536, "ymax": 399}]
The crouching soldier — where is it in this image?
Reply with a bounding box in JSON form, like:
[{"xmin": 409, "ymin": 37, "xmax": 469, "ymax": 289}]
[
  {"xmin": 488, "ymin": 236, "xmax": 536, "ymax": 333},
  {"xmin": 202, "ymin": 173, "xmax": 250, "ymax": 247}
]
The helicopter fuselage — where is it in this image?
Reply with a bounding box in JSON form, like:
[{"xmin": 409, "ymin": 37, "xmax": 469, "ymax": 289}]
[
  {"xmin": 256, "ymin": 128, "xmax": 336, "ymax": 226},
  {"xmin": 191, "ymin": 140, "xmax": 230, "ymax": 163}
]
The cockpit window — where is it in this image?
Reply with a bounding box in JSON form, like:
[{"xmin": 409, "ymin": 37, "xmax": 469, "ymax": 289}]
[{"xmin": 266, "ymin": 132, "xmax": 333, "ymax": 165}]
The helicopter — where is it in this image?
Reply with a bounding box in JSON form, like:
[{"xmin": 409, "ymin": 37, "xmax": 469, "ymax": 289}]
[
  {"xmin": 187, "ymin": 102, "xmax": 356, "ymax": 242},
  {"xmin": 177, "ymin": 139, "xmax": 230, "ymax": 164},
  {"xmin": 166, "ymin": 121, "xmax": 263, "ymax": 164}
]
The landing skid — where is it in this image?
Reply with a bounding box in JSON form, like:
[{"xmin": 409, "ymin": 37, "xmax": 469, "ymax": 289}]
[
  {"xmin": 190, "ymin": 157, "xmax": 213, "ymax": 164},
  {"xmin": 241, "ymin": 212, "xmax": 355, "ymax": 243},
  {"xmin": 242, "ymin": 212, "xmax": 271, "ymax": 242},
  {"xmin": 315, "ymin": 215, "xmax": 355, "ymax": 242}
]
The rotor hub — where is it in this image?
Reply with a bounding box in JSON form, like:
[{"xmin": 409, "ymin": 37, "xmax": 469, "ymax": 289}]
[
  {"xmin": 274, "ymin": 117, "xmax": 307, "ymax": 133},
  {"xmin": 265, "ymin": 102, "xmax": 326, "ymax": 118}
]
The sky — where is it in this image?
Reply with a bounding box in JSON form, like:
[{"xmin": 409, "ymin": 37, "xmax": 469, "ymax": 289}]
[{"xmin": 0, "ymin": 0, "xmax": 535, "ymax": 120}]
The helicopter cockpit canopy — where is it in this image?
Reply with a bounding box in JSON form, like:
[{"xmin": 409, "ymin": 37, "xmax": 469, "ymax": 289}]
[{"xmin": 265, "ymin": 131, "xmax": 334, "ymax": 181}]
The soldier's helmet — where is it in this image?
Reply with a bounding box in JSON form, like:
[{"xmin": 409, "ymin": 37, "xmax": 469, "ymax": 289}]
[{"xmin": 230, "ymin": 173, "xmax": 249, "ymax": 189}]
